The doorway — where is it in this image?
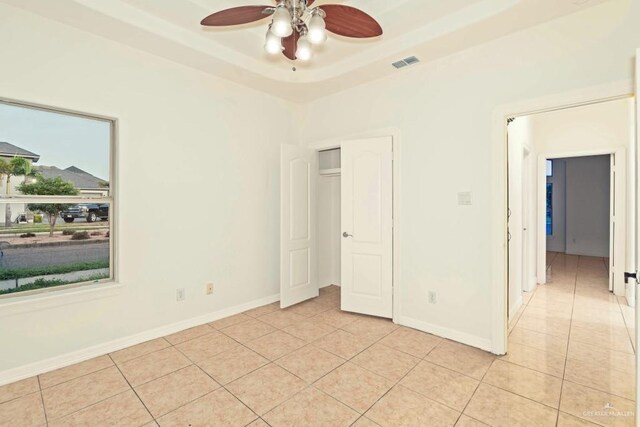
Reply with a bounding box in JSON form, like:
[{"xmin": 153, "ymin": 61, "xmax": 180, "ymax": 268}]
[
  {"xmin": 279, "ymin": 135, "xmax": 398, "ymax": 320},
  {"xmin": 541, "ymin": 155, "xmax": 615, "ymax": 291},
  {"xmin": 536, "ymin": 148, "xmax": 627, "ymax": 298},
  {"xmin": 506, "ymin": 98, "xmax": 633, "ymax": 326},
  {"xmin": 503, "ymin": 97, "xmax": 637, "ymax": 424}
]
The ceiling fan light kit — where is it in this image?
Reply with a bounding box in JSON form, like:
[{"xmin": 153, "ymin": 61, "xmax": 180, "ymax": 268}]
[{"xmin": 201, "ymin": 0, "xmax": 383, "ymax": 62}]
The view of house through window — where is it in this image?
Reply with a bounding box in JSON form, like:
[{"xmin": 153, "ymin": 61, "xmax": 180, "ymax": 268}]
[{"xmin": 0, "ymin": 101, "xmax": 113, "ymax": 296}]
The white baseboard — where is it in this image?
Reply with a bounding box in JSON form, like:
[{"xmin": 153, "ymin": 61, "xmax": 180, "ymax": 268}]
[
  {"xmin": 396, "ymin": 316, "xmax": 493, "ymax": 354},
  {"xmin": 509, "ymin": 296, "xmax": 523, "ymax": 320},
  {"xmin": 625, "ymin": 282, "xmax": 635, "ymax": 308},
  {"xmin": 523, "ymin": 276, "xmax": 538, "ymax": 293},
  {"xmin": 320, "ymin": 283, "xmax": 340, "ymax": 288},
  {"xmin": 0, "ymin": 293, "xmax": 279, "ymax": 387}
]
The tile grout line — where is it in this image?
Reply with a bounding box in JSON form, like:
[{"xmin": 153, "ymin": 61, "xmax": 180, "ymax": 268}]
[
  {"xmin": 36, "ymin": 375, "xmax": 49, "ymax": 427},
  {"xmin": 36, "ymin": 356, "xmax": 120, "ymax": 392},
  {"xmin": 555, "ymin": 253, "xmax": 579, "ymax": 427},
  {"xmin": 456, "ymin": 366, "xmax": 492, "ymax": 424},
  {"xmin": 168, "ymin": 336, "xmax": 264, "ymax": 423},
  {"xmin": 35, "ymin": 363, "xmax": 149, "ymax": 424},
  {"xmin": 565, "ymin": 259, "xmax": 589, "ymax": 410},
  {"xmin": 106, "ymin": 354, "xmax": 156, "ymax": 425},
  {"xmin": 43, "ymin": 389, "xmax": 140, "ymax": 425},
  {"xmin": 349, "ymin": 338, "xmax": 446, "ymax": 422}
]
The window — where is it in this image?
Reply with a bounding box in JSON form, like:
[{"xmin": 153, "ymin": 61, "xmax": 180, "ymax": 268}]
[
  {"xmin": 546, "ymin": 183, "xmax": 553, "ymax": 236},
  {"xmin": 0, "ymin": 100, "xmax": 114, "ymax": 297},
  {"xmin": 546, "ymin": 160, "xmax": 553, "ymax": 177}
]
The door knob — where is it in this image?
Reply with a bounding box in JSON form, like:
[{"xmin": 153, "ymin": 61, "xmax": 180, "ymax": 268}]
[{"xmin": 343, "ymin": 232, "xmax": 352, "ymax": 238}]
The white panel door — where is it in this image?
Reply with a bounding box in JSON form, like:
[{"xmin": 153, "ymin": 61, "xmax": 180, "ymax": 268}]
[
  {"xmin": 280, "ymin": 144, "xmax": 317, "ymax": 308},
  {"xmin": 341, "ymin": 137, "xmax": 393, "ymax": 318}
]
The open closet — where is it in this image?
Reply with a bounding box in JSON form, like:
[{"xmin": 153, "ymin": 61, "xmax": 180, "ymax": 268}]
[
  {"xmin": 317, "ymin": 148, "xmax": 342, "ymax": 291},
  {"xmin": 279, "ymin": 137, "xmax": 395, "ymax": 318}
]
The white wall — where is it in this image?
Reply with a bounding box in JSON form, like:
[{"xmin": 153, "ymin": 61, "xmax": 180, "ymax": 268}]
[
  {"xmin": 546, "ymin": 157, "xmax": 611, "ymax": 257},
  {"xmin": 301, "ymin": 0, "xmax": 640, "ymax": 349},
  {"xmin": 0, "ymin": 4, "xmax": 297, "ymax": 375},
  {"xmin": 547, "ymin": 160, "xmax": 567, "ymax": 253},
  {"xmin": 531, "ymin": 99, "xmax": 633, "ymax": 154},
  {"xmin": 565, "ymin": 156, "xmax": 611, "ymax": 257}
]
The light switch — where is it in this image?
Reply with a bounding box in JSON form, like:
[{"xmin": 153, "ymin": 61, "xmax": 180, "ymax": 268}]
[{"xmin": 458, "ymin": 192, "xmax": 472, "ymax": 206}]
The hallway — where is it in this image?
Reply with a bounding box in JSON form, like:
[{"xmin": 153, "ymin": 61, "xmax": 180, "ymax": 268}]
[{"xmin": 509, "ymin": 252, "xmax": 636, "ymax": 425}]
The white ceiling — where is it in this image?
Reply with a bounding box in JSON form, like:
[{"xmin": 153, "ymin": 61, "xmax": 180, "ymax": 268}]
[{"xmin": 2, "ymin": 0, "xmax": 610, "ymax": 101}]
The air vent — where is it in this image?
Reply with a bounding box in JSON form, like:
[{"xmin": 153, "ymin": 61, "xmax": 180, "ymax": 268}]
[
  {"xmin": 404, "ymin": 56, "xmax": 420, "ymax": 65},
  {"xmin": 392, "ymin": 56, "xmax": 420, "ymax": 69}
]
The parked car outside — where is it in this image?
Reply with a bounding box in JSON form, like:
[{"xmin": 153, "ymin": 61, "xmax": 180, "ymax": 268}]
[{"xmin": 60, "ymin": 204, "xmax": 109, "ymax": 223}]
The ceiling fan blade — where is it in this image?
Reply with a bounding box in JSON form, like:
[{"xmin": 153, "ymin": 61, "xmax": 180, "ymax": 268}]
[
  {"xmin": 282, "ymin": 30, "xmax": 300, "ymax": 60},
  {"xmin": 321, "ymin": 5, "xmax": 383, "ymax": 38},
  {"xmin": 201, "ymin": 6, "xmax": 272, "ymax": 26}
]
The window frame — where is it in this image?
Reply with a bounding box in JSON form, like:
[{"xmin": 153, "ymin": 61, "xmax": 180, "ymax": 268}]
[{"xmin": 0, "ymin": 97, "xmax": 117, "ymax": 299}]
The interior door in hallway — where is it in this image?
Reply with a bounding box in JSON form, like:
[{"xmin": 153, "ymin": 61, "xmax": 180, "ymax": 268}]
[
  {"xmin": 280, "ymin": 144, "xmax": 318, "ymax": 308},
  {"xmin": 340, "ymin": 137, "xmax": 393, "ymax": 318}
]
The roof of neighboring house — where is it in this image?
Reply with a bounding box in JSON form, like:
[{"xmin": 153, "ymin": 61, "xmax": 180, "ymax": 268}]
[
  {"xmin": 0, "ymin": 141, "xmax": 40, "ymax": 162},
  {"xmin": 34, "ymin": 165, "xmax": 108, "ymax": 190}
]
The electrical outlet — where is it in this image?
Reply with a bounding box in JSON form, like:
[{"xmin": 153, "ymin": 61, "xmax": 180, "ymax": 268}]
[
  {"xmin": 428, "ymin": 291, "xmax": 437, "ymax": 304},
  {"xmin": 206, "ymin": 283, "xmax": 214, "ymax": 295},
  {"xmin": 176, "ymin": 288, "xmax": 185, "ymax": 302}
]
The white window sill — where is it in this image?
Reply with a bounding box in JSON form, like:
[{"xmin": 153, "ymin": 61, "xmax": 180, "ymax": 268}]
[{"xmin": 0, "ymin": 282, "xmax": 123, "ymax": 317}]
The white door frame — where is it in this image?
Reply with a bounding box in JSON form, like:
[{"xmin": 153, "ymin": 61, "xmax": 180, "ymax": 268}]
[
  {"xmin": 522, "ymin": 145, "xmax": 533, "ymax": 293},
  {"xmin": 491, "ymin": 80, "xmax": 633, "ymax": 355},
  {"xmin": 536, "ymin": 149, "xmax": 626, "ymax": 297},
  {"xmin": 307, "ymin": 127, "xmax": 402, "ymax": 323}
]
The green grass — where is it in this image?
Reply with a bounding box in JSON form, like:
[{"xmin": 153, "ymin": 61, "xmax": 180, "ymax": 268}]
[
  {"xmin": 0, "ymin": 222, "xmax": 108, "ymax": 235},
  {"xmin": 0, "ymin": 273, "xmax": 110, "ymax": 295},
  {"xmin": 0, "ymin": 260, "xmax": 110, "ymax": 280}
]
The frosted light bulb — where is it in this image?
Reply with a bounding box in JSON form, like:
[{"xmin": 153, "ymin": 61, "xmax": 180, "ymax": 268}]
[
  {"xmin": 295, "ymin": 35, "xmax": 313, "ymax": 61},
  {"xmin": 271, "ymin": 6, "xmax": 293, "ymax": 37},
  {"xmin": 308, "ymin": 14, "xmax": 326, "ymax": 45},
  {"xmin": 264, "ymin": 30, "xmax": 282, "ymax": 54}
]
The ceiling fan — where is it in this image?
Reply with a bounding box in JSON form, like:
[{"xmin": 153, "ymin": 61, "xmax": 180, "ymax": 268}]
[{"xmin": 200, "ymin": 1, "xmax": 383, "ymax": 62}]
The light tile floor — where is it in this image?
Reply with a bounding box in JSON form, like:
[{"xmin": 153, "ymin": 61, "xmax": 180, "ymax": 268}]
[
  {"xmin": 0, "ymin": 254, "xmax": 635, "ymax": 426},
  {"xmin": 507, "ymin": 252, "xmax": 636, "ymax": 427}
]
